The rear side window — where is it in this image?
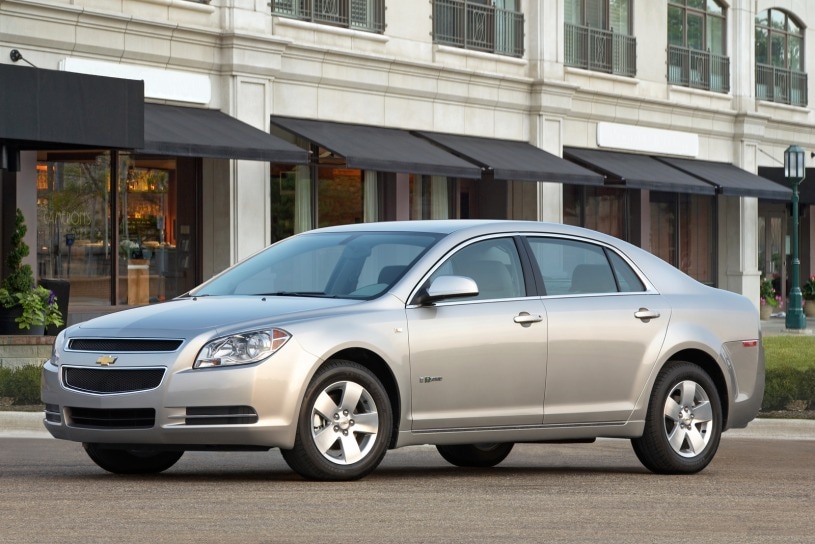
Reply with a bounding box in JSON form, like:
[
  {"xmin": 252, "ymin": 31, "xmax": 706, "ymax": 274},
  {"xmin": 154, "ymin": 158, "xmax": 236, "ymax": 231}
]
[{"xmin": 526, "ymin": 237, "xmax": 643, "ymax": 295}]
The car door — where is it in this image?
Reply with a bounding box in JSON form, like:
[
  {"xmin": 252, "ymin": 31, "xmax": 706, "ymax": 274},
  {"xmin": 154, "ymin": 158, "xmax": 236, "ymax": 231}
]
[
  {"xmin": 406, "ymin": 236, "xmax": 547, "ymax": 430},
  {"xmin": 525, "ymin": 236, "xmax": 670, "ymax": 425}
]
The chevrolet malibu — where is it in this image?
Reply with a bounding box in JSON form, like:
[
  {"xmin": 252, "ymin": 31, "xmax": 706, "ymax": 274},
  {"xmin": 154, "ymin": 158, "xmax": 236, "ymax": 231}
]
[{"xmin": 41, "ymin": 220, "xmax": 764, "ymax": 480}]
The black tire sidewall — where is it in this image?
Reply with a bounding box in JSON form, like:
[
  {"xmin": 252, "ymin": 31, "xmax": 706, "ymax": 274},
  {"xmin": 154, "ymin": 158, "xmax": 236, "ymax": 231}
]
[
  {"xmin": 633, "ymin": 362, "xmax": 722, "ymax": 474},
  {"xmin": 285, "ymin": 360, "xmax": 392, "ymax": 480}
]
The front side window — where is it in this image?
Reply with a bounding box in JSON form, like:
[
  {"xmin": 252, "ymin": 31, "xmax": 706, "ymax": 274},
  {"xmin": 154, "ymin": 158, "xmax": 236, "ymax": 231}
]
[
  {"xmin": 667, "ymin": 0, "xmax": 729, "ymax": 93},
  {"xmin": 432, "ymin": 0, "xmax": 525, "ymax": 58},
  {"xmin": 271, "ymin": 0, "xmax": 385, "ymax": 33},
  {"xmin": 429, "ymin": 237, "xmax": 525, "ymax": 300},
  {"xmin": 526, "ymin": 237, "xmax": 644, "ymax": 296},
  {"xmin": 755, "ymin": 9, "xmax": 807, "ymax": 106},
  {"xmin": 564, "ymin": 0, "xmax": 636, "ymax": 76}
]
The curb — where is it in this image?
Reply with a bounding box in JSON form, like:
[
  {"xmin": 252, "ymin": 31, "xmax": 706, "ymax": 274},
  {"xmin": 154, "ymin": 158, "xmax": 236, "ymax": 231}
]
[{"xmin": 1, "ymin": 411, "xmax": 813, "ymax": 440}]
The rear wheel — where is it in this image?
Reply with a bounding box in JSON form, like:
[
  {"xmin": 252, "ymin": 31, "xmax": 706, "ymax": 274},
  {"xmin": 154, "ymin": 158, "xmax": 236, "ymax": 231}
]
[
  {"xmin": 631, "ymin": 362, "xmax": 722, "ymax": 474},
  {"xmin": 281, "ymin": 360, "xmax": 392, "ymax": 481},
  {"xmin": 436, "ymin": 443, "xmax": 514, "ymax": 468},
  {"xmin": 83, "ymin": 444, "xmax": 183, "ymax": 474}
]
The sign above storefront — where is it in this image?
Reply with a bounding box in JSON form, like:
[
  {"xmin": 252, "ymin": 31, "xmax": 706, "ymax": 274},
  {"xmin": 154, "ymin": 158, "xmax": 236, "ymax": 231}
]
[
  {"xmin": 59, "ymin": 57, "xmax": 211, "ymax": 105},
  {"xmin": 597, "ymin": 122, "xmax": 698, "ymax": 158}
]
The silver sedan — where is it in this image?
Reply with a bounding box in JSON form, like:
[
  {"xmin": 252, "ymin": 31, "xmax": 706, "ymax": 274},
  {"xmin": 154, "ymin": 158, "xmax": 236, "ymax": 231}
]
[{"xmin": 41, "ymin": 220, "xmax": 764, "ymax": 480}]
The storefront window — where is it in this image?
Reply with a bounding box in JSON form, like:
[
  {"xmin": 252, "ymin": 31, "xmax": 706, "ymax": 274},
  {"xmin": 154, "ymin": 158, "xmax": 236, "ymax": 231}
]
[
  {"xmin": 409, "ymin": 175, "xmax": 453, "ymax": 220},
  {"xmin": 37, "ymin": 151, "xmax": 199, "ymax": 307},
  {"xmin": 651, "ymin": 192, "xmax": 714, "ymax": 284},
  {"xmin": 317, "ymin": 166, "xmax": 363, "ymax": 228},
  {"xmin": 37, "ymin": 152, "xmax": 113, "ymax": 306},
  {"xmin": 563, "ymin": 185, "xmax": 627, "ymax": 240}
]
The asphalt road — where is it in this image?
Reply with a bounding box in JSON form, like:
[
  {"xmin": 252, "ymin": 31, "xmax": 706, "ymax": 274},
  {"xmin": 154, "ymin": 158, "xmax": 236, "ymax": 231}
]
[{"xmin": 1, "ymin": 435, "xmax": 813, "ymax": 544}]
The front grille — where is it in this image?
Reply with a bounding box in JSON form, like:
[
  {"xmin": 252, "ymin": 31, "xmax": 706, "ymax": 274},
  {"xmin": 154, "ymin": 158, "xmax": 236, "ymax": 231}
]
[
  {"xmin": 68, "ymin": 407, "xmax": 155, "ymax": 429},
  {"xmin": 63, "ymin": 367, "xmax": 165, "ymax": 394},
  {"xmin": 68, "ymin": 339, "xmax": 183, "ymax": 352},
  {"xmin": 185, "ymin": 406, "xmax": 258, "ymax": 426}
]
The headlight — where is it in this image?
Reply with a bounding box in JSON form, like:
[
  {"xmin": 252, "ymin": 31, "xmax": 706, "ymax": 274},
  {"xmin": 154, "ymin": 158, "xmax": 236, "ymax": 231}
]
[
  {"xmin": 194, "ymin": 329, "xmax": 290, "ymax": 369},
  {"xmin": 50, "ymin": 330, "xmax": 66, "ymax": 366}
]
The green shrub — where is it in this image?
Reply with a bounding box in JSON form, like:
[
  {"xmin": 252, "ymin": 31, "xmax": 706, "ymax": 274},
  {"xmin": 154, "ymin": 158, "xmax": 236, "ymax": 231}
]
[
  {"xmin": 762, "ymin": 366, "xmax": 815, "ymax": 411},
  {"xmin": 0, "ymin": 365, "xmax": 42, "ymax": 405}
]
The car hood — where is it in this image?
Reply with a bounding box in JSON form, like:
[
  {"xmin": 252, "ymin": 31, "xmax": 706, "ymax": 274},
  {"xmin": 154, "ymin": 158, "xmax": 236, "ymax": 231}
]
[{"xmin": 71, "ymin": 296, "xmax": 362, "ymax": 337}]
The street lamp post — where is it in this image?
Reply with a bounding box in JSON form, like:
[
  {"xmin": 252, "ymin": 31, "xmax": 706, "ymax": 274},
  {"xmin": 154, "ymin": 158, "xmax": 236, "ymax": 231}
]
[{"xmin": 784, "ymin": 144, "xmax": 806, "ymax": 330}]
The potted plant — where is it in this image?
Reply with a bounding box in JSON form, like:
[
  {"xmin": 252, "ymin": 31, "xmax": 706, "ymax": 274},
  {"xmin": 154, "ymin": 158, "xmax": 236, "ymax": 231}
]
[
  {"xmin": 759, "ymin": 276, "xmax": 780, "ymax": 320},
  {"xmin": 802, "ymin": 275, "xmax": 815, "ymax": 317},
  {"xmin": 0, "ymin": 209, "xmax": 63, "ymax": 334}
]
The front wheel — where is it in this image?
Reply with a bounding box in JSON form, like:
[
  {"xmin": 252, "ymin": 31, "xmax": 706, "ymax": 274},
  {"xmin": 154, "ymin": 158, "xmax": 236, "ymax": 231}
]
[
  {"xmin": 280, "ymin": 360, "xmax": 392, "ymax": 481},
  {"xmin": 631, "ymin": 362, "xmax": 722, "ymax": 474},
  {"xmin": 436, "ymin": 443, "xmax": 514, "ymax": 468},
  {"xmin": 83, "ymin": 444, "xmax": 183, "ymax": 474}
]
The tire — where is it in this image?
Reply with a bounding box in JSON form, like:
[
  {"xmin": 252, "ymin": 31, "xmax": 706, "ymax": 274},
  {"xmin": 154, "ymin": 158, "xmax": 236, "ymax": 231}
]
[
  {"xmin": 83, "ymin": 443, "xmax": 183, "ymax": 474},
  {"xmin": 280, "ymin": 360, "xmax": 392, "ymax": 481},
  {"xmin": 631, "ymin": 362, "xmax": 722, "ymax": 474},
  {"xmin": 436, "ymin": 443, "xmax": 514, "ymax": 468}
]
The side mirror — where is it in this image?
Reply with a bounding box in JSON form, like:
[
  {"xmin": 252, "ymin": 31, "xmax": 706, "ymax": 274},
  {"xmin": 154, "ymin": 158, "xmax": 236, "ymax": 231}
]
[{"xmin": 415, "ymin": 275, "xmax": 479, "ymax": 305}]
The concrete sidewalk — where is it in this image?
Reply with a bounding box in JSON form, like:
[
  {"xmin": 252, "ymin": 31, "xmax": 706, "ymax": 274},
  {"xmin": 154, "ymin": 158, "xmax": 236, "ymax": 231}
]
[
  {"xmin": 760, "ymin": 315, "xmax": 815, "ymax": 336},
  {"xmin": 2, "ymin": 410, "xmax": 813, "ymax": 441}
]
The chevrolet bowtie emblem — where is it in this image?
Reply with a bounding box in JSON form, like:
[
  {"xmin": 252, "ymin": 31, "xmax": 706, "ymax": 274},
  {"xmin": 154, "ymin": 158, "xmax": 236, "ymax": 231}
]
[{"xmin": 96, "ymin": 355, "xmax": 118, "ymax": 366}]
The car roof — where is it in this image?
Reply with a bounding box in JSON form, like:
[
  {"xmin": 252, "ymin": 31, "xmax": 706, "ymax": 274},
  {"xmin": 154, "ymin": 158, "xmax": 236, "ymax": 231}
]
[{"xmin": 310, "ymin": 219, "xmax": 598, "ymax": 238}]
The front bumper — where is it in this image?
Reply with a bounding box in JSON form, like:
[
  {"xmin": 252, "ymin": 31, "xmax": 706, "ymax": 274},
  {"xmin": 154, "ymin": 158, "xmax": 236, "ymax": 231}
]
[{"xmin": 41, "ymin": 345, "xmax": 318, "ymax": 450}]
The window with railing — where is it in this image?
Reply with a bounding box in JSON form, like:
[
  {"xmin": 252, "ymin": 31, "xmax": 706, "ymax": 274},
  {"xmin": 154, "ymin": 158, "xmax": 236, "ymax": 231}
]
[
  {"xmin": 666, "ymin": 0, "xmax": 729, "ymax": 93},
  {"xmin": 271, "ymin": 0, "xmax": 385, "ymax": 33},
  {"xmin": 564, "ymin": 0, "xmax": 636, "ymax": 77},
  {"xmin": 755, "ymin": 9, "xmax": 807, "ymax": 107},
  {"xmin": 432, "ymin": 0, "xmax": 525, "ymax": 58}
]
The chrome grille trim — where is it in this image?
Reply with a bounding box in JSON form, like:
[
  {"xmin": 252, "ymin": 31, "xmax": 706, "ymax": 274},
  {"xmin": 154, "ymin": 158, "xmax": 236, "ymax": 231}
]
[{"xmin": 67, "ymin": 339, "xmax": 183, "ymax": 352}]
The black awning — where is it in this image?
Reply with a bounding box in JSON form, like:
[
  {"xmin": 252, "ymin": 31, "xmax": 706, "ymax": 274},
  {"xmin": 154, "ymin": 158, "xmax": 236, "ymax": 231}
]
[
  {"xmin": 414, "ymin": 132, "xmax": 603, "ymax": 185},
  {"xmin": 758, "ymin": 167, "xmax": 815, "ymax": 205},
  {"xmin": 140, "ymin": 104, "xmax": 308, "ymax": 163},
  {"xmin": 269, "ymin": 117, "xmax": 481, "ymax": 178},
  {"xmin": 0, "ymin": 64, "xmax": 143, "ymax": 149},
  {"xmin": 659, "ymin": 157, "xmax": 792, "ymax": 201},
  {"xmin": 563, "ymin": 147, "xmax": 716, "ymax": 195}
]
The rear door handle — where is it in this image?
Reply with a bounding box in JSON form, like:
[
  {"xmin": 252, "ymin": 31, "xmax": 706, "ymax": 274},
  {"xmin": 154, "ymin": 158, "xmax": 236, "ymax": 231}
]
[
  {"xmin": 514, "ymin": 312, "xmax": 543, "ymax": 326},
  {"xmin": 634, "ymin": 308, "xmax": 660, "ymax": 322}
]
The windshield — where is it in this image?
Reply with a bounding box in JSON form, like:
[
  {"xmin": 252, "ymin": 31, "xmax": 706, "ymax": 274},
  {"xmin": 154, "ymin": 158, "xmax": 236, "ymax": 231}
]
[{"xmin": 191, "ymin": 231, "xmax": 442, "ymax": 299}]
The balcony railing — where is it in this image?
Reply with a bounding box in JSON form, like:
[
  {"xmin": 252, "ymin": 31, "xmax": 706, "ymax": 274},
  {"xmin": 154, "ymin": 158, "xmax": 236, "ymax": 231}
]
[
  {"xmin": 667, "ymin": 45, "xmax": 730, "ymax": 94},
  {"xmin": 756, "ymin": 63, "xmax": 808, "ymax": 107},
  {"xmin": 564, "ymin": 23, "xmax": 636, "ymax": 77},
  {"xmin": 271, "ymin": 0, "xmax": 385, "ymax": 33},
  {"xmin": 433, "ymin": 0, "xmax": 524, "ymax": 58}
]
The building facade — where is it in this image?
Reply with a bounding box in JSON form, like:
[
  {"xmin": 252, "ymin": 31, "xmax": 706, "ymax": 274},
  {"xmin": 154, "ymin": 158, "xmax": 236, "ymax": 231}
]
[{"xmin": 1, "ymin": 0, "xmax": 814, "ymax": 320}]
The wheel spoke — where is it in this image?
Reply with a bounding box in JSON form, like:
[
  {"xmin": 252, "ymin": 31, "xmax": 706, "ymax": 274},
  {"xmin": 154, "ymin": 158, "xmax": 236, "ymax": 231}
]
[
  {"xmin": 693, "ymin": 401, "xmax": 713, "ymax": 424},
  {"xmin": 686, "ymin": 426, "xmax": 707, "ymax": 454},
  {"xmin": 663, "ymin": 396, "xmax": 682, "ymax": 421},
  {"xmin": 668, "ymin": 425, "xmax": 687, "ymax": 453},
  {"xmin": 339, "ymin": 433, "xmax": 363, "ymax": 464},
  {"xmin": 679, "ymin": 381, "xmax": 697, "ymax": 407},
  {"xmin": 312, "ymin": 390, "xmax": 339, "ymax": 420},
  {"xmin": 352, "ymin": 411, "xmax": 379, "ymax": 434},
  {"xmin": 313, "ymin": 426, "xmax": 339, "ymax": 455},
  {"xmin": 340, "ymin": 382, "xmax": 364, "ymax": 413}
]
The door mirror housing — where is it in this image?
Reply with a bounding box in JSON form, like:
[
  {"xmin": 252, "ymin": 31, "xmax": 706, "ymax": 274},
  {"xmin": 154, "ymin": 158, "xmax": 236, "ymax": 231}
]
[{"xmin": 414, "ymin": 275, "xmax": 479, "ymax": 305}]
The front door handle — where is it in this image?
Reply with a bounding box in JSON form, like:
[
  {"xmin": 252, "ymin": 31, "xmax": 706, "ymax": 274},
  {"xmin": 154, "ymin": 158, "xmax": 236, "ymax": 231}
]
[
  {"xmin": 634, "ymin": 308, "xmax": 661, "ymax": 323},
  {"xmin": 514, "ymin": 312, "xmax": 543, "ymax": 326}
]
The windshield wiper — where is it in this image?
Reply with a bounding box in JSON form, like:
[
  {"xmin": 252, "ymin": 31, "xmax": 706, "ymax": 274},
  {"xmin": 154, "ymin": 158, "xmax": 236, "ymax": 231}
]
[{"xmin": 259, "ymin": 291, "xmax": 334, "ymax": 298}]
